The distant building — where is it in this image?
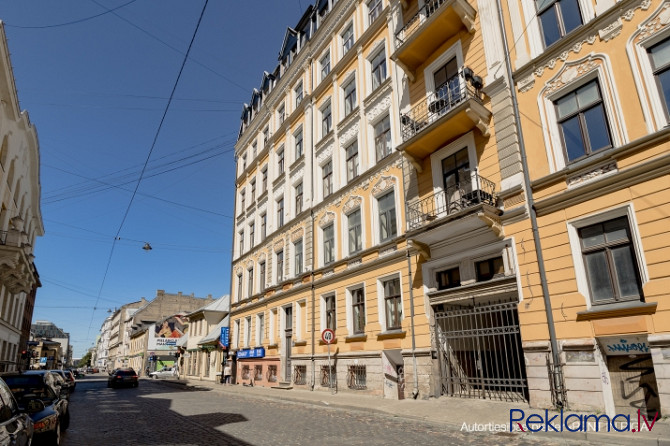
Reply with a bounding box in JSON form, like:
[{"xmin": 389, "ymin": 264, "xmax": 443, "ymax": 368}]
[
  {"xmin": 0, "ymin": 22, "xmax": 44, "ymax": 372},
  {"xmin": 30, "ymin": 320, "xmax": 70, "ymax": 368}
]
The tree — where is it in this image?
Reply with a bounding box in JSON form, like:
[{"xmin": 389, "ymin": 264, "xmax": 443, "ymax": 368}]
[{"xmin": 78, "ymin": 351, "xmax": 92, "ymax": 368}]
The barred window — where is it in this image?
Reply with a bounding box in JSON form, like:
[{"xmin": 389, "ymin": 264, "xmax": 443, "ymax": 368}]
[
  {"xmin": 348, "ymin": 365, "xmax": 367, "ymax": 390},
  {"xmin": 321, "ymin": 365, "xmax": 336, "ymax": 387},
  {"xmin": 254, "ymin": 365, "xmax": 263, "ymax": 381}
]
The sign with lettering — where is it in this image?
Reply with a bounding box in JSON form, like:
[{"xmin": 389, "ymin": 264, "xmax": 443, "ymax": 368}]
[
  {"xmin": 599, "ymin": 335, "xmax": 650, "ymax": 356},
  {"xmin": 236, "ymin": 347, "xmax": 265, "ymax": 359},
  {"xmin": 220, "ymin": 327, "xmax": 229, "ymax": 349}
]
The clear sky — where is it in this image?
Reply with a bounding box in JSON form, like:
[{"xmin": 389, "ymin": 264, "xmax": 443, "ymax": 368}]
[{"xmin": 1, "ymin": 1, "xmax": 304, "ymax": 357}]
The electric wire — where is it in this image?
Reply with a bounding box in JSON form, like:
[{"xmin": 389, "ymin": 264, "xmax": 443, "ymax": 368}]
[
  {"xmin": 4, "ymin": 0, "xmax": 138, "ymax": 29},
  {"xmin": 86, "ymin": 0, "xmax": 210, "ymax": 338}
]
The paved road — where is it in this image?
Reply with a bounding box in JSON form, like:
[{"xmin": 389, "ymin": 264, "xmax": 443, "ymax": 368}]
[{"xmin": 61, "ymin": 376, "xmax": 590, "ymax": 445}]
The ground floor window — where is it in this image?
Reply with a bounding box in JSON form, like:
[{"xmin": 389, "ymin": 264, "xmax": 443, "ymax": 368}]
[
  {"xmin": 321, "ymin": 365, "xmax": 336, "ymax": 387},
  {"xmin": 267, "ymin": 365, "xmax": 278, "ymax": 382},
  {"xmin": 241, "ymin": 364, "xmax": 250, "ymax": 380},
  {"xmin": 347, "ymin": 365, "xmax": 367, "ymax": 390},
  {"xmin": 294, "ymin": 365, "xmax": 307, "ymax": 385},
  {"xmin": 254, "ymin": 365, "xmax": 263, "ymax": 381}
]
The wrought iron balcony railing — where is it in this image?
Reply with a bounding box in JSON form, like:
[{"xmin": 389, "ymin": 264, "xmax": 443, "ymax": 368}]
[
  {"xmin": 407, "ymin": 173, "xmax": 496, "ymax": 231},
  {"xmin": 399, "ymin": 69, "xmax": 483, "ymax": 142},
  {"xmin": 396, "ymin": 0, "xmax": 449, "ymax": 47}
]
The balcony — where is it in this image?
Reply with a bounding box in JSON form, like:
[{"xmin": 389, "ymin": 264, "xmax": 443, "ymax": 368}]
[
  {"xmin": 0, "ymin": 229, "xmax": 39, "ymax": 294},
  {"xmin": 398, "ymin": 70, "xmax": 490, "ymax": 162},
  {"xmin": 393, "ymin": 0, "xmax": 476, "ymax": 80},
  {"xmin": 406, "ymin": 173, "xmax": 496, "ymax": 231}
]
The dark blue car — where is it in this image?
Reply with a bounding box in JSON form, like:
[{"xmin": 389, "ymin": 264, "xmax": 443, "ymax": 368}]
[{"xmin": 0, "ymin": 373, "xmax": 69, "ymax": 446}]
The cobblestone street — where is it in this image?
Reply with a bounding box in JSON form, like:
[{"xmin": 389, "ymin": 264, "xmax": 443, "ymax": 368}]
[{"xmin": 60, "ymin": 378, "xmax": 593, "ymax": 445}]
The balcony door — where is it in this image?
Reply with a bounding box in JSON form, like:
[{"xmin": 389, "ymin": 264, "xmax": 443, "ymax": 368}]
[
  {"xmin": 440, "ymin": 147, "xmax": 471, "ymax": 213},
  {"xmin": 433, "ymin": 57, "xmax": 460, "ymax": 110}
]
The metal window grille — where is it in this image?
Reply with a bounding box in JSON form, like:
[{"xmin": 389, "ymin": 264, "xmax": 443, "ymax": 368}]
[
  {"xmin": 348, "ymin": 365, "xmax": 367, "ymax": 390},
  {"xmin": 320, "ymin": 365, "xmax": 336, "ymax": 387},
  {"xmin": 241, "ymin": 365, "xmax": 250, "ymax": 380},
  {"xmin": 294, "ymin": 365, "xmax": 307, "ymax": 385},
  {"xmin": 267, "ymin": 365, "xmax": 278, "ymax": 382},
  {"xmin": 254, "ymin": 365, "xmax": 263, "ymax": 381}
]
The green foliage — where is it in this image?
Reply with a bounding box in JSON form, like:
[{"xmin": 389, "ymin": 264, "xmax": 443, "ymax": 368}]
[{"xmin": 78, "ymin": 351, "xmax": 92, "ymax": 368}]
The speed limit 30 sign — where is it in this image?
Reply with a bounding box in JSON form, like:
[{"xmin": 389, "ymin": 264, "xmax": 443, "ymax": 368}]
[{"xmin": 321, "ymin": 328, "xmax": 335, "ymax": 344}]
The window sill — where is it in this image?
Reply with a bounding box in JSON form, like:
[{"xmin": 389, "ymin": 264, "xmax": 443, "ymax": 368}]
[
  {"xmin": 267, "ymin": 343, "xmax": 278, "ymax": 349},
  {"xmin": 319, "ymin": 338, "xmax": 338, "ymax": 346},
  {"xmin": 345, "ymin": 334, "xmax": 367, "ymax": 343},
  {"xmin": 293, "ymin": 340, "xmax": 307, "ymax": 347},
  {"xmin": 376, "ymin": 330, "xmax": 405, "ymax": 340},
  {"xmin": 576, "ymin": 301, "xmax": 656, "ymax": 321}
]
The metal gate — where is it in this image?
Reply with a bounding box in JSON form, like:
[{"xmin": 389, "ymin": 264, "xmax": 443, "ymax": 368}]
[{"xmin": 436, "ymin": 300, "xmax": 528, "ymax": 402}]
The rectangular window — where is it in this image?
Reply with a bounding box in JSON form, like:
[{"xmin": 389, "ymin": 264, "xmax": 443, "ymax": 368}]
[
  {"xmin": 240, "ymin": 190, "xmax": 246, "ymax": 211},
  {"xmin": 295, "ymin": 182, "xmax": 303, "ymax": 214},
  {"xmin": 245, "ymin": 316, "xmax": 252, "ymax": 347},
  {"xmin": 323, "ymin": 224, "xmax": 335, "ymax": 265},
  {"xmin": 579, "ymin": 217, "xmax": 642, "ymax": 304},
  {"xmin": 252, "ymin": 143, "xmax": 257, "ymax": 159},
  {"xmin": 344, "ymin": 79, "xmax": 357, "ymax": 116},
  {"xmin": 294, "ymin": 238, "xmax": 303, "ymax": 275},
  {"xmin": 383, "ymin": 277, "xmax": 402, "ymax": 330},
  {"xmin": 295, "ymin": 130, "xmax": 303, "ymax": 159},
  {"xmin": 237, "ymin": 274, "xmax": 243, "ymax": 301},
  {"xmin": 295, "ymin": 82, "xmax": 303, "ymax": 108},
  {"xmin": 277, "ymin": 198, "xmax": 284, "ymax": 228},
  {"xmin": 368, "ymin": 0, "xmax": 383, "ymax": 25},
  {"xmin": 342, "ymin": 23, "xmax": 354, "ymax": 55},
  {"xmin": 278, "ymin": 147, "xmax": 285, "ymax": 175},
  {"xmin": 242, "ymin": 154, "xmax": 247, "ymax": 171},
  {"xmin": 320, "ymin": 51, "xmax": 331, "ymax": 80},
  {"xmin": 247, "ymin": 268, "xmax": 254, "ymax": 298},
  {"xmin": 277, "ymin": 250, "xmax": 284, "ymax": 283},
  {"xmin": 257, "ymin": 313, "xmax": 264, "ymax": 345},
  {"xmin": 436, "ymin": 267, "xmax": 460, "ymax": 290},
  {"xmin": 249, "ymin": 223, "xmax": 255, "ymax": 249},
  {"xmin": 250, "ymin": 180, "xmax": 256, "ymax": 202},
  {"xmin": 259, "ymin": 261, "xmax": 266, "ymax": 292},
  {"xmin": 374, "ymin": 116, "xmax": 392, "ymax": 161},
  {"xmin": 325, "ymin": 294, "xmax": 336, "ymax": 330},
  {"xmin": 537, "ymin": 0, "xmax": 583, "ymax": 48},
  {"xmin": 263, "ymin": 126, "xmax": 270, "ymax": 146},
  {"xmin": 475, "ymin": 256, "xmax": 504, "ymax": 281},
  {"xmin": 239, "ymin": 231, "xmax": 244, "ymax": 254},
  {"xmin": 555, "ymin": 80, "xmax": 612, "ymax": 163},
  {"xmin": 346, "ymin": 141, "xmax": 359, "ymax": 182},
  {"xmin": 371, "ymin": 50, "xmax": 387, "ymax": 90},
  {"xmin": 378, "ymin": 191, "xmax": 397, "ymax": 242},
  {"xmin": 323, "ymin": 160, "xmax": 333, "ymax": 197},
  {"xmin": 648, "ymin": 37, "xmax": 670, "ymax": 119},
  {"xmin": 261, "ymin": 213, "xmax": 267, "ymax": 240},
  {"xmin": 278, "ymin": 104, "xmax": 285, "ymax": 125},
  {"xmin": 351, "ymin": 287, "xmax": 365, "ymax": 334},
  {"xmin": 322, "ymin": 103, "xmax": 332, "ymax": 136},
  {"xmin": 348, "ymin": 209, "xmax": 362, "ymax": 254},
  {"xmin": 262, "ymin": 167, "xmax": 268, "ymax": 193}
]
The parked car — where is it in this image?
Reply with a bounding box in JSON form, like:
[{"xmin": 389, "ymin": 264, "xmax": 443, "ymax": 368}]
[
  {"xmin": 70, "ymin": 369, "xmax": 84, "ymax": 379},
  {"xmin": 107, "ymin": 368, "xmax": 138, "ymax": 389},
  {"xmin": 49, "ymin": 370, "xmax": 75, "ymax": 392},
  {"xmin": 149, "ymin": 367, "xmax": 175, "ymax": 379},
  {"xmin": 1, "ymin": 372, "xmax": 69, "ymax": 445},
  {"xmin": 20, "ymin": 371, "xmax": 65, "ymax": 400},
  {"xmin": 0, "ymin": 377, "xmax": 33, "ymax": 446}
]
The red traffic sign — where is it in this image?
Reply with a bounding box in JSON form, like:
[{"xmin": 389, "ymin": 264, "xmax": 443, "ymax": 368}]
[{"xmin": 321, "ymin": 329, "xmax": 335, "ymax": 344}]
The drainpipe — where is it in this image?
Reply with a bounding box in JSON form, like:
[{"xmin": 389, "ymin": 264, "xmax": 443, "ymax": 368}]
[
  {"xmin": 406, "ymin": 250, "xmax": 419, "ymax": 399},
  {"xmin": 495, "ymin": 2, "xmax": 565, "ymax": 408},
  {"xmin": 308, "ymin": 57, "xmax": 316, "ymax": 391}
]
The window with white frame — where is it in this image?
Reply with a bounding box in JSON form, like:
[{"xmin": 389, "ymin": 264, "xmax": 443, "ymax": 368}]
[
  {"xmin": 536, "ymin": 0, "xmax": 583, "ymax": 48},
  {"xmin": 323, "ymin": 223, "xmax": 335, "ymax": 265},
  {"xmin": 647, "ymin": 36, "xmax": 670, "ymax": 120},
  {"xmin": 322, "ymin": 294, "xmax": 336, "ymax": 331},
  {"xmin": 380, "ymin": 275, "xmax": 402, "ymax": 331},
  {"xmin": 250, "ymin": 179, "xmax": 256, "ymax": 202},
  {"xmin": 277, "ymin": 146, "xmax": 285, "ymax": 175},
  {"xmin": 370, "ymin": 49, "xmax": 387, "ymax": 91},
  {"xmin": 276, "ymin": 249, "xmax": 284, "ymax": 283},
  {"xmin": 321, "ymin": 102, "xmax": 332, "ymax": 137},
  {"xmin": 261, "ymin": 212, "xmax": 267, "ymax": 240},
  {"xmin": 239, "ymin": 230, "xmax": 245, "ymax": 254},
  {"xmin": 348, "ymin": 208, "xmax": 362, "ymax": 255},
  {"xmin": 247, "ymin": 267, "xmax": 254, "ymax": 298},
  {"xmin": 295, "ymin": 82, "xmax": 303, "ymax": 108},
  {"xmin": 263, "ymin": 126, "xmax": 270, "ymax": 147},
  {"xmin": 245, "ymin": 316, "xmax": 252, "ymax": 347},
  {"xmin": 368, "ymin": 0, "xmax": 382, "ymax": 25},
  {"xmin": 241, "ymin": 153, "xmax": 247, "ymax": 171},
  {"xmin": 261, "ymin": 166, "xmax": 268, "ymax": 193},
  {"xmin": 236, "ymin": 273, "xmax": 243, "ymax": 301},
  {"xmin": 239, "ymin": 190, "xmax": 246, "ymax": 213},
  {"xmin": 249, "ymin": 223, "xmax": 255, "ymax": 249},
  {"xmin": 269, "ymin": 308, "xmax": 277, "ymax": 345},
  {"xmin": 294, "ymin": 238, "xmax": 303, "ymax": 275},
  {"xmin": 256, "ymin": 313, "xmax": 265, "ymax": 346},
  {"xmin": 294, "ymin": 129, "xmax": 303, "ymax": 160},
  {"xmin": 374, "ymin": 115, "xmax": 392, "ymax": 162},
  {"xmin": 259, "ymin": 261, "xmax": 266, "ymax": 292},
  {"xmin": 295, "ymin": 182, "xmax": 303, "ymax": 215},
  {"xmin": 341, "ymin": 23, "xmax": 354, "ymax": 55},
  {"xmin": 350, "ymin": 286, "xmax": 365, "ymax": 334},
  {"xmin": 278, "ymin": 103, "xmax": 285, "ymax": 125},
  {"xmin": 554, "ymin": 79, "xmax": 612, "ymax": 163},
  {"xmin": 343, "ymin": 78, "xmax": 357, "ymax": 116},
  {"xmin": 378, "ymin": 191, "xmax": 397, "ymax": 242},
  {"xmin": 320, "ymin": 50, "xmax": 331, "ymax": 81},
  {"xmin": 277, "ymin": 197, "xmax": 284, "ymax": 228},
  {"xmin": 322, "ymin": 160, "xmax": 333, "ymax": 198},
  {"xmin": 234, "ymin": 319, "xmax": 241, "ymax": 348},
  {"xmin": 345, "ymin": 141, "xmax": 359, "ymax": 182},
  {"xmin": 251, "ymin": 143, "xmax": 257, "ymax": 159}
]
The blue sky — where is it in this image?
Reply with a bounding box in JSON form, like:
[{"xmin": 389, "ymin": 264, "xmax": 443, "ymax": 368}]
[{"xmin": 2, "ymin": 1, "xmax": 303, "ymax": 357}]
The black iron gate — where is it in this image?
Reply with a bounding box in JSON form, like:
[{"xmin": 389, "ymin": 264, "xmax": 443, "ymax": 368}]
[{"xmin": 436, "ymin": 300, "xmax": 528, "ymax": 402}]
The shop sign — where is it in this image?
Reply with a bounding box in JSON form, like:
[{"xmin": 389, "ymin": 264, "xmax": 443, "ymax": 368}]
[{"xmin": 236, "ymin": 347, "xmax": 265, "ymax": 359}]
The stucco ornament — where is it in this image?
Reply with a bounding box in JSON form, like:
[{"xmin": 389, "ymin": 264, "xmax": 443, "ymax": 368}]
[
  {"xmin": 371, "ymin": 175, "xmax": 396, "ymax": 197},
  {"xmin": 319, "ymin": 211, "xmax": 336, "ymax": 228},
  {"xmin": 343, "ymin": 195, "xmax": 363, "ymax": 214},
  {"xmin": 291, "ymin": 227, "xmax": 304, "ymax": 242}
]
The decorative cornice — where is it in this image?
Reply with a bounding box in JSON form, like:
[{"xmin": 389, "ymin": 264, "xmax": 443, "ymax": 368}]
[
  {"xmin": 318, "ymin": 211, "xmax": 336, "ymax": 228},
  {"xmin": 371, "ymin": 175, "xmax": 397, "ymax": 197},
  {"xmin": 342, "ymin": 195, "xmax": 363, "ymax": 214}
]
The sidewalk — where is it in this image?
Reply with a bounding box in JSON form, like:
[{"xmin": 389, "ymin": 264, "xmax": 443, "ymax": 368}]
[{"xmin": 153, "ymin": 377, "xmax": 670, "ymax": 445}]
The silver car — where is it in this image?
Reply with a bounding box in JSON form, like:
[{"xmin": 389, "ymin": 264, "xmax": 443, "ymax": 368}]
[{"xmin": 149, "ymin": 367, "xmax": 175, "ymax": 379}]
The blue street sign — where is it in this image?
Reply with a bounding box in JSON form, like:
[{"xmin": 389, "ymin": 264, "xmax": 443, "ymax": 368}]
[{"xmin": 220, "ymin": 327, "xmax": 229, "ymax": 348}]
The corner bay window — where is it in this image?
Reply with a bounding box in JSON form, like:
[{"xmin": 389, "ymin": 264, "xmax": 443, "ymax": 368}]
[
  {"xmin": 555, "ymin": 80, "xmax": 612, "ymax": 163},
  {"xmin": 537, "ymin": 0, "xmax": 583, "ymax": 48},
  {"xmin": 579, "ymin": 217, "xmax": 642, "ymax": 304}
]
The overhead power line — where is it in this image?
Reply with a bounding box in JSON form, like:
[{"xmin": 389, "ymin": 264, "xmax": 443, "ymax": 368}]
[{"xmin": 5, "ymin": 0, "xmax": 138, "ymax": 29}]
